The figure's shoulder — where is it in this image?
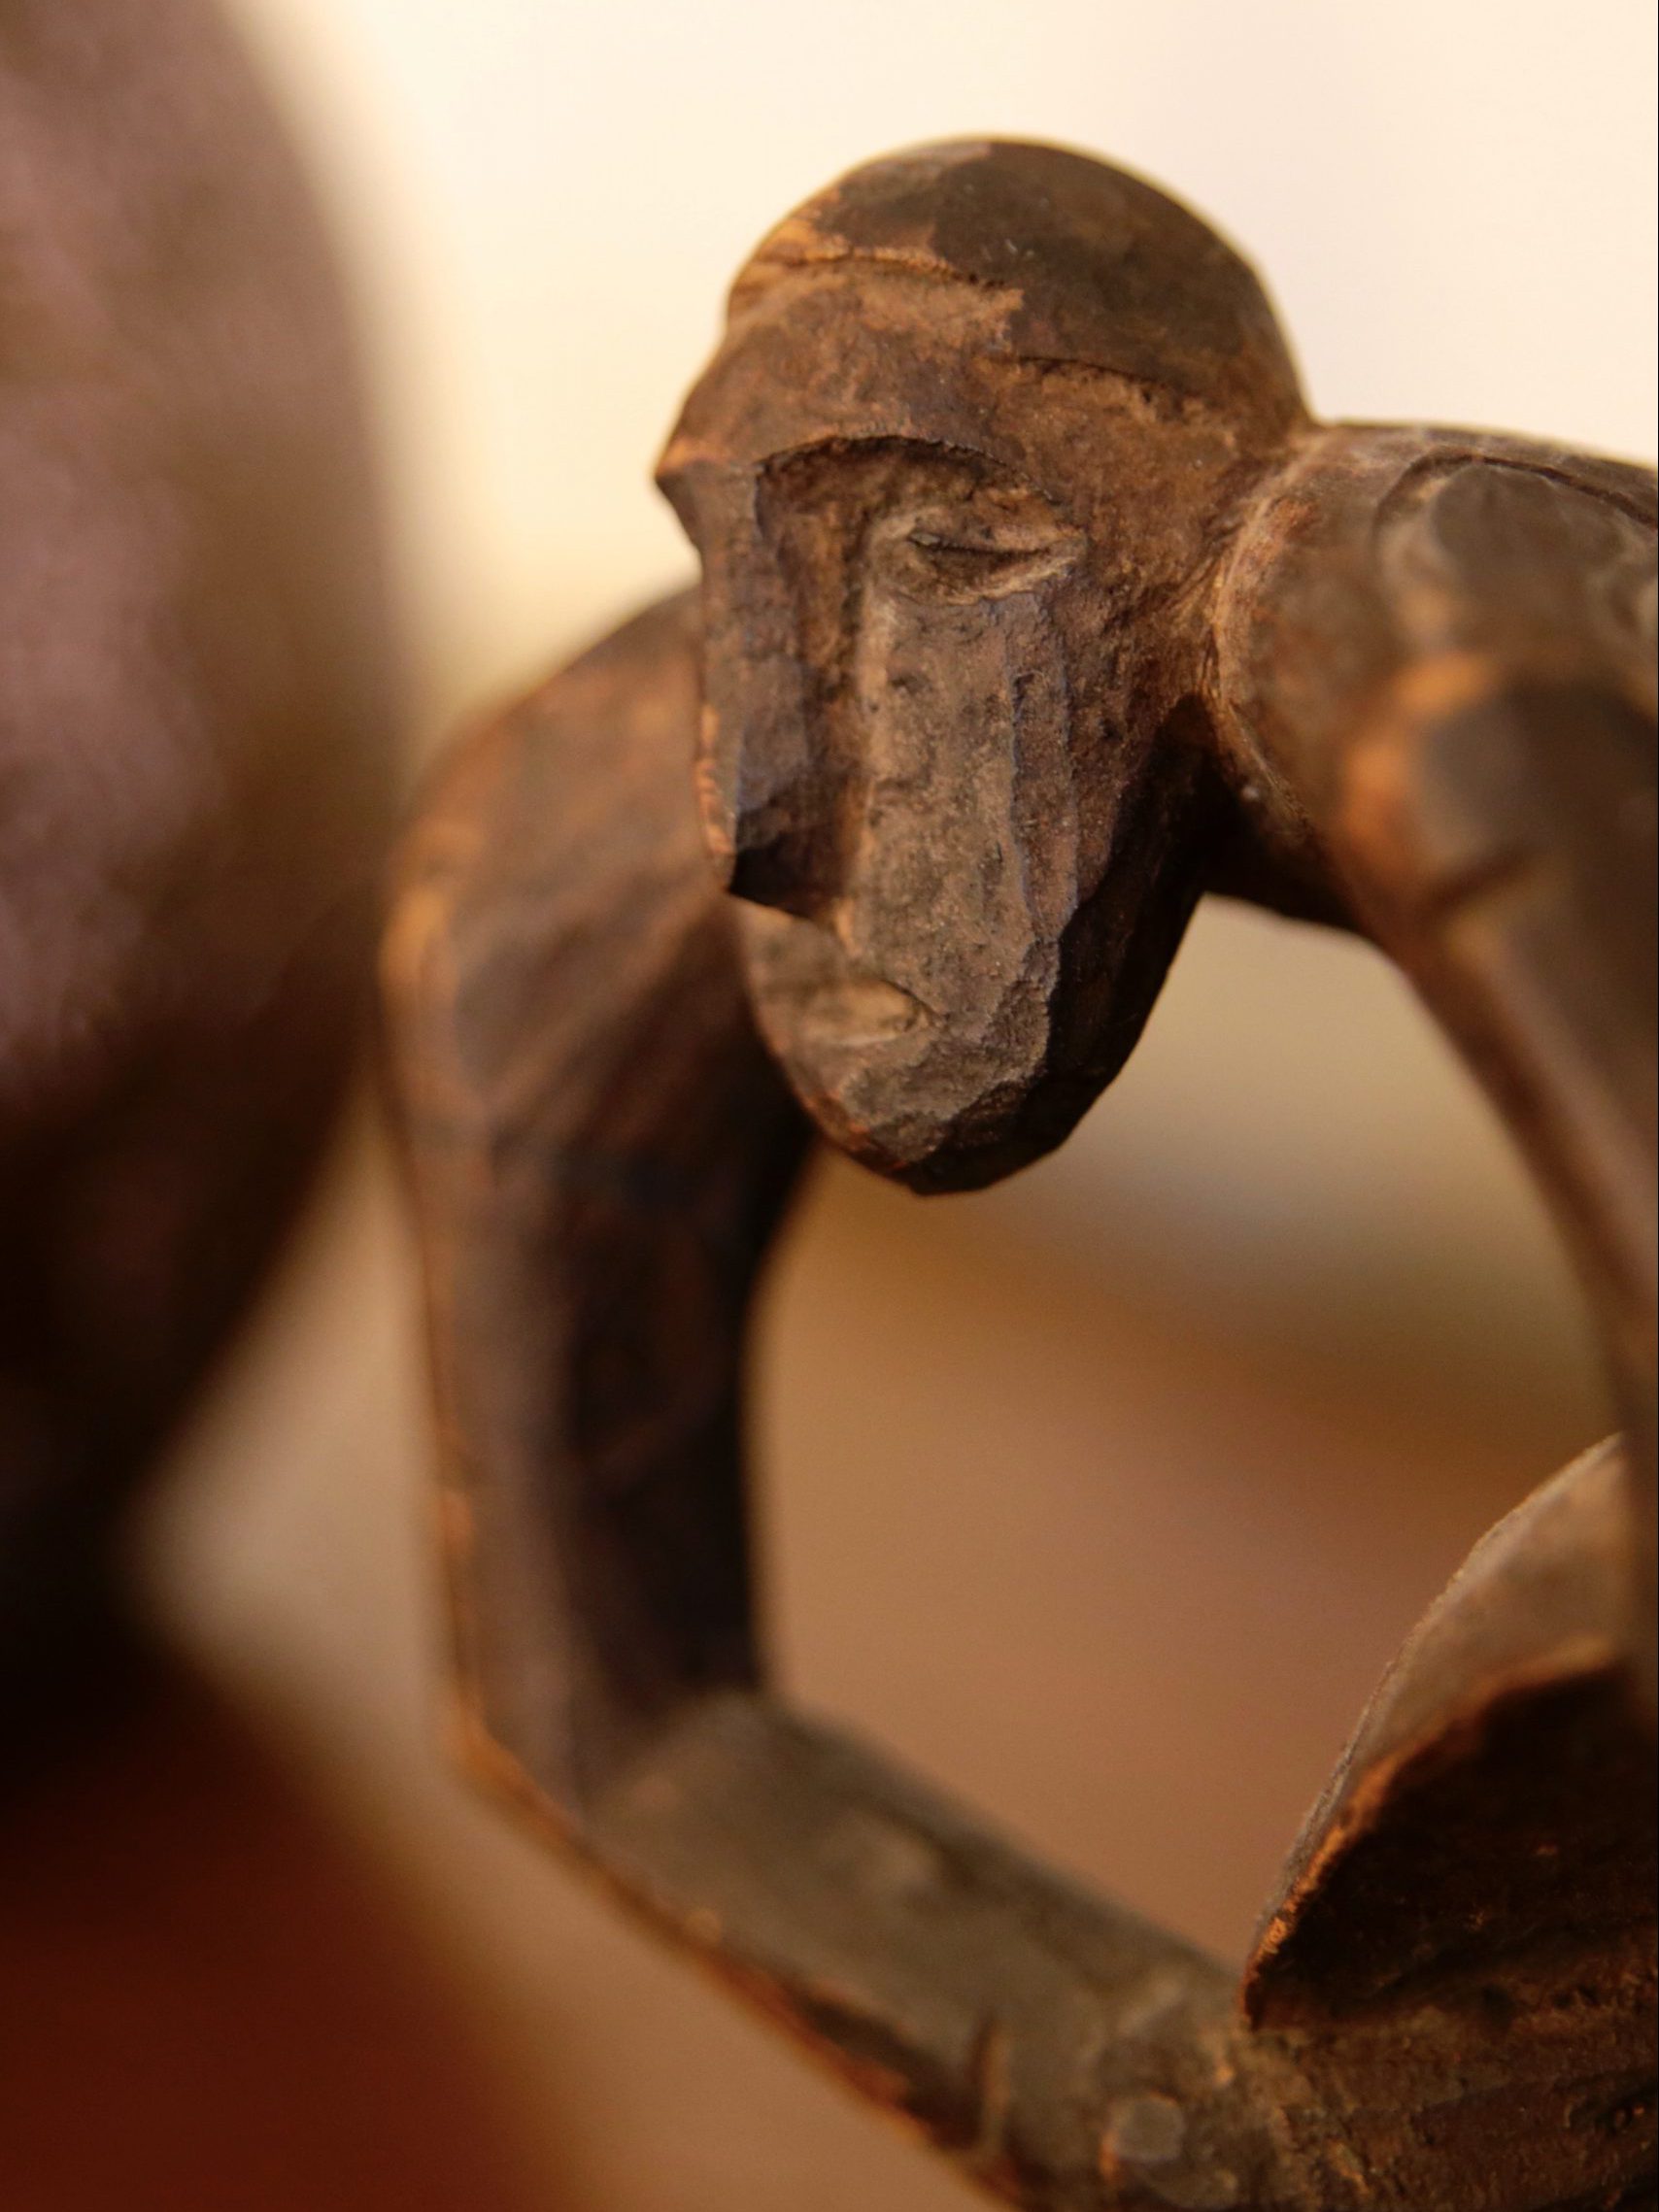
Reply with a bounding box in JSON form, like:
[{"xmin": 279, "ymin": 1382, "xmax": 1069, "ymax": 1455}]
[
  {"xmin": 401, "ymin": 587, "xmax": 702, "ymax": 891},
  {"xmin": 1232, "ymin": 420, "xmax": 1655, "ymax": 553},
  {"xmin": 383, "ymin": 587, "xmax": 707, "ymax": 1091},
  {"xmin": 1326, "ymin": 427, "xmax": 1654, "ymax": 655},
  {"xmin": 1224, "ymin": 425, "xmax": 1655, "ymax": 643},
  {"xmin": 512, "ymin": 586, "xmax": 704, "ymax": 768},
  {"xmin": 1215, "ymin": 424, "xmax": 1656, "ymax": 815}
]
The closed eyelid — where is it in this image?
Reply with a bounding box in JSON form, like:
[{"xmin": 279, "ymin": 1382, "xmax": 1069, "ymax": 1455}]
[
  {"xmin": 867, "ymin": 504, "xmax": 1082, "ymax": 601},
  {"xmin": 905, "ymin": 521, "xmax": 1075, "ymax": 556},
  {"xmin": 877, "ymin": 490, "xmax": 1073, "ymax": 541}
]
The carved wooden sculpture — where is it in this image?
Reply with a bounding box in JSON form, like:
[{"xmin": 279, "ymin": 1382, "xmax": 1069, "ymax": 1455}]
[
  {"xmin": 1, "ymin": 0, "xmax": 394, "ymax": 1713},
  {"xmin": 385, "ymin": 144, "xmax": 1656, "ymax": 2211}
]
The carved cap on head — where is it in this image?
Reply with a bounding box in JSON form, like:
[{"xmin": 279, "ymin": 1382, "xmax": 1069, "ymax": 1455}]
[
  {"xmin": 725, "ymin": 138, "xmax": 1305, "ymax": 433},
  {"xmin": 658, "ymin": 142, "xmax": 1313, "ymax": 1197}
]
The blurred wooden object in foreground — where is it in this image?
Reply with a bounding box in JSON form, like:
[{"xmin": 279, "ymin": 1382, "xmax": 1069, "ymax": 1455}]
[
  {"xmin": 0, "ymin": 1643, "xmax": 538, "ymax": 2212},
  {"xmin": 0, "ymin": 0, "xmax": 393, "ymax": 1677},
  {"xmin": 0, "ymin": 5, "xmax": 542, "ymax": 2206}
]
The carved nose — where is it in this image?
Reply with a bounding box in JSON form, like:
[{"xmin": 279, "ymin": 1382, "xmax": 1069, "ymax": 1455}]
[
  {"xmin": 698, "ymin": 643, "xmax": 853, "ymax": 922},
  {"xmin": 703, "ymin": 717, "xmax": 846, "ymax": 922},
  {"xmin": 727, "ymin": 813, "xmax": 844, "ymax": 923}
]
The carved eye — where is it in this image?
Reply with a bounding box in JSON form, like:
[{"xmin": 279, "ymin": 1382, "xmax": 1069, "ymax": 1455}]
[{"xmin": 872, "ymin": 504, "xmax": 1080, "ymax": 604}]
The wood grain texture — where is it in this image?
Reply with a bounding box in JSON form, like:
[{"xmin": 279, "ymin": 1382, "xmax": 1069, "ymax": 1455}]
[{"xmin": 385, "ymin": 142, "xmax": 1656, "ymax": 2211}]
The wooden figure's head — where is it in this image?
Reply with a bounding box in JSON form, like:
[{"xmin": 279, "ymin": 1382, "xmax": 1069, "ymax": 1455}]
[{"xmin": 660, "ymin": 141, "xmax": 1306, "ymax": 1189}]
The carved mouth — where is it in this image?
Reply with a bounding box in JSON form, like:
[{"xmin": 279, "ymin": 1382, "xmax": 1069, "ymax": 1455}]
[
  {"xmin": 805, "ymin": 972, "xmax": 929, "ymax": 1042},
  {"xmin": 738, "ymin": 907, "xmax": 931, "ymax": 1046}
]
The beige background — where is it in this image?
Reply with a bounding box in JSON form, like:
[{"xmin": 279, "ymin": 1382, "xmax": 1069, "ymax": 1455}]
[{"xmin": 137, "ymin": 3, "xmax": 1655, "ymax": 2206}]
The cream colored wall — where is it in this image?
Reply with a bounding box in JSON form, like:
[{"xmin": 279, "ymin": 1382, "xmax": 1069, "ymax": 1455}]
[{"xmin": 146, "ymin": 7, "xmax": 1655, "ymax": 2206}]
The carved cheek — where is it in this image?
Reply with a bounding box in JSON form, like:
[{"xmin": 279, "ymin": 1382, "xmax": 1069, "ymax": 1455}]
[{"xmin": 843, "ymin": 584, "xmax": 1077, "ymax": 1022}]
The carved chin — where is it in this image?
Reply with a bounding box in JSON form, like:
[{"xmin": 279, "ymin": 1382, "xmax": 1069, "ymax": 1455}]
[
  {"xmin": 824, "ymin": 1060, "xmax": 1058, "ymax": 1193},
  {"xmin": 748, "ymin": 991, "xmax": 1060, "ymax": 1192},
  {"xmin": 735, "ymin": 902, "xmax": 1066, "ymax": 1190}
]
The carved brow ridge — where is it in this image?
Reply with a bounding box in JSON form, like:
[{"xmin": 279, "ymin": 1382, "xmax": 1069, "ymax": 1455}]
[{"xmin": 756, "ymin": 434, "xmax": 1040, "ymax": 479}]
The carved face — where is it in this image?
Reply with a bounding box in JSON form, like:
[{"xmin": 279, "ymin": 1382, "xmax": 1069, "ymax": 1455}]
[{"xmin": 662, "ymin": 269, "xmax": 1269, "ymax": 1190}]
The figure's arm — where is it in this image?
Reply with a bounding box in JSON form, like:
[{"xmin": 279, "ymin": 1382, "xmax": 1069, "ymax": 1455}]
[
  {"xmin": 382, "ymin": 590, "xmax": 808, "ymax": 1794},
  {"xmin": 382, "ymin": 591, "xmax": 1314, "ymax": 2212},
  {"xmin": 1220, "ymin": 432, "xmax": 1658, "ymax": 1672},
  {"xmin": 1351, "ymin": 455, "xmax": 1654, "ymax": 1392},
  {"xmin": 1201, "ymin": 446, "xmax": 1659, "ymax": 2208}
]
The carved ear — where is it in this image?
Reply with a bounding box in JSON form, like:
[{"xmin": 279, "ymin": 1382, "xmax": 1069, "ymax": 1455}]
[{"xmin": 1246, "ymin": 1441, "xmax": 1652, "ymax": 2031}]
